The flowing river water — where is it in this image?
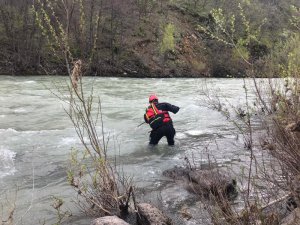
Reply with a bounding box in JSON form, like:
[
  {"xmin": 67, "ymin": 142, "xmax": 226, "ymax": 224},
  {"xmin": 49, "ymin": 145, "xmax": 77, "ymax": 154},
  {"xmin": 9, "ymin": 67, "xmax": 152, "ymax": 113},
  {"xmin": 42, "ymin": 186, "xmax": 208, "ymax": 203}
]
[{"xmin": 0, "ymin": 76, "xmax": 261, "ymax": 224}]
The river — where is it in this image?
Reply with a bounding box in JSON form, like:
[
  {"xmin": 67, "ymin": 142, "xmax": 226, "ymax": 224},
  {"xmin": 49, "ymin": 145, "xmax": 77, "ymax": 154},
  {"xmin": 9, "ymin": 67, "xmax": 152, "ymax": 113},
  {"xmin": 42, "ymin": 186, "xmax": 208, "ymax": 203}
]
[{"xmin": 0, "ymin": 76, "xmax": 259, "ymax": 224}]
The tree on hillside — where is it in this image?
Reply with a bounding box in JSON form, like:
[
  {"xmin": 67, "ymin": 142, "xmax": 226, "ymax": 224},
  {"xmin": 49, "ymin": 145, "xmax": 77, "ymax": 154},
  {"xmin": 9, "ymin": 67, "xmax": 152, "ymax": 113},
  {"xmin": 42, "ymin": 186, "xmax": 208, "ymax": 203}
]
[
  {"xmin": 0, "ymin": 0, "xmax": 42, "ymax": 74},
  {"xmin": 160, "ymin": 23, "xmax": 175, "ymax": 54}
]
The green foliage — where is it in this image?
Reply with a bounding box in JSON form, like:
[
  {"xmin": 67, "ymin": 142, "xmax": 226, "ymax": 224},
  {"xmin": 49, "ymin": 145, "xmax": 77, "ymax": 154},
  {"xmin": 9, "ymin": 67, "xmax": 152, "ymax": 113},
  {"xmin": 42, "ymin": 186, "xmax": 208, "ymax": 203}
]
[
  {"xmin": 287, "ymin": 37, "xmax": 300, "ymax": 77},
  {"xmin": 136, "ymin": 0, "xmax": 157, "ymax": 15},
  {"xmin": 160, "ymin": 23, "xmax": 175, "ymax": 54},
  {"xmin": 51, "ymin": 196, "xmax": 71, "ymax": 225},
  {"xmin": 290, "ymin": 5, "xmax": 300, "ymax": 30},
  {"xmin": 278, "ymin": 33, "xmax": 300, "ymax": 77},
  {"xmin": 33, "ymin": 0, "xmax": 67, "ymax": 59},
  {"xmin": 135, "ymin": 25, "xmax": 146, "ymax": 37},
  {"xmin": 79, "ymin": 0, "xmax": 86, "ymax": 35},
  {"xmin": 198, "ymin": 1, "xmax": 269, "ymax": 67},
  {"xmin": 1, "ymin": 5, "xmax": 24, "ymax": 30},
  {"xmin": 242, "ymin": 0, "xmax": 251, "ymax": 5},
  {"xmin": 232, "ymin": 42, "xmax": 249, "ymax": 61},
  {"xmin": 190, "ymin": 59, "xmax": 206, "ymax": 72}
]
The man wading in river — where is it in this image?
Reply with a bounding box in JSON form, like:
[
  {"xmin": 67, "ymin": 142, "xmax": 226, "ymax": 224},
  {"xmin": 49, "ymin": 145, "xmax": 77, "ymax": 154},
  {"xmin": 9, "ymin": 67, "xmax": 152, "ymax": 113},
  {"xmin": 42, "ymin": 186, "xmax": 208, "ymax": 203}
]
[{"xmin": 144, "ymin": 94, "xmax": 180, "ymax": 145}]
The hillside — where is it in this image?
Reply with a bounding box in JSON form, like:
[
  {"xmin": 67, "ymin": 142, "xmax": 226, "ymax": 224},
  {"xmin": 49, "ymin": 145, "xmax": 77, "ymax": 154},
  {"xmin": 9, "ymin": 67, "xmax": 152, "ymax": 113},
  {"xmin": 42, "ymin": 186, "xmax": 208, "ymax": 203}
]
[{"xmin": 0, "ymin": 0, "xmax": 298, "ymax": 77}]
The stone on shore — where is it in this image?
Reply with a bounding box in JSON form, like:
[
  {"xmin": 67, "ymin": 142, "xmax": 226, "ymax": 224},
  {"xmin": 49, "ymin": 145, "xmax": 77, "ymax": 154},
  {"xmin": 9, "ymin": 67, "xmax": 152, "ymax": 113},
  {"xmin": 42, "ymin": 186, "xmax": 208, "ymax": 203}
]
[
  {"xmin": 137, "ymin": 203, "xmax": 172, "ymax": 225},
  {"xmin": 91, "ymin": 216, "xmax": 130, "ymax": 225}
]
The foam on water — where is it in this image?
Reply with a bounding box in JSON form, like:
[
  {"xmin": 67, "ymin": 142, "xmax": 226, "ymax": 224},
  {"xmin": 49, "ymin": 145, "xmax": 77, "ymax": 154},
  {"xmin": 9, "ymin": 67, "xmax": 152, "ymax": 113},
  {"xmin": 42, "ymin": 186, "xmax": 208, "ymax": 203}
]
[
  {"xmin": 0, "ymin": 128, "xmax": 19, "ymax": 133},
  {"xmin": 14, "ymin": 108, "xmax": 27, "ymax": 113},
  {"xmin": 23, "ymin": 81, "xmax": 37, "ymax": 84},
  {"xmin": 175, "ymin": 132, "xmax": 187, "ymax": 139},
  {"xmin": 0, "ymin": 128, "xmax": 68, "ymax": 134},
  {"xmin": 0, "ymin": 147, "xmax": 16, "ymax": 178},
  {"xmin": 185, "ymin": 130, "xmax": 206, "ymax": 137},
  {"xmin": 59, "ymin": 137, "xmax": 78, "ymax": 145}
]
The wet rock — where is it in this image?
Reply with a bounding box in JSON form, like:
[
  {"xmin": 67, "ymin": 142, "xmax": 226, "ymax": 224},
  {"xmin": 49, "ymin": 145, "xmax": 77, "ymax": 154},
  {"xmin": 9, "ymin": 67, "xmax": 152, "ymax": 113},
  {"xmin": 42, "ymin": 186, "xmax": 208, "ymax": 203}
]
[
  {"xmin": 137, "ymin": 203, "xmax": 172, "ymax": 225},
  {"xmin": 280, "ymin": 208, "xmax": 300, "ymax": 225},
  {"xmin": 162, "ymin": 166, "xmax": 190, "ymax": 180},
  {"xmin": 287, "ymin": 196, "xmax": 298, "ymax": 211},
  {"xmin": 163, "ymin": 167, "xmax": 237, "ymax": 199},
  {"xmin": 286, "ymin": 121, "xmax": 300, "ymax": 132},
  {"xmin": 91, "ymin": 216, "xmax": 130, "ymax": 225},
  {"xmin": 178, "ymin": 205, "xmax": 193, "ymax": 220},
  {"xmin": 261, "ymin": 140, "xmax": 275, "ymax": 151},
  {"xmin": 188, "ymin": 169, "xmax": 237, "ymax": 198}
]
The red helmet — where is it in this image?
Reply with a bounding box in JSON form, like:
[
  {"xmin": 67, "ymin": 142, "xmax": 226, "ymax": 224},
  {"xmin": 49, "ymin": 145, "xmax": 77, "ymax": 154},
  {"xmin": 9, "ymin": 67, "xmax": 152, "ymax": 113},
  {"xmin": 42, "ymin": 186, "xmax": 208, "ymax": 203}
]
[{"xmin": 149, "ymin": 94, "xmax": 158, "ymax": 103}]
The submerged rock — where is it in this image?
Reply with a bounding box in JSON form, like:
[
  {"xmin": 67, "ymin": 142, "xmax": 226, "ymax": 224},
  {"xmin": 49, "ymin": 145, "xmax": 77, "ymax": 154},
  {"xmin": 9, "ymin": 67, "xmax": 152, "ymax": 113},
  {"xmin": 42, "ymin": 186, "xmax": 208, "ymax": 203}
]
[
  {"xmin": 163, "ymin": 166, "xmax": 237, "ymax": 199},
  {"xmin": 137, "ymin": 203, "xmax": 172, "ymax": 225},
  {"xmin": 188, "ymin": 169, "xmax": 237, "ymax": 198},
  {"xmin": 91, "ymin": 216, "xmax": 130, "ymax": 225},
  {"xmin": 162, "ymin": 166, "xmax": 190, "ymax": 180}
]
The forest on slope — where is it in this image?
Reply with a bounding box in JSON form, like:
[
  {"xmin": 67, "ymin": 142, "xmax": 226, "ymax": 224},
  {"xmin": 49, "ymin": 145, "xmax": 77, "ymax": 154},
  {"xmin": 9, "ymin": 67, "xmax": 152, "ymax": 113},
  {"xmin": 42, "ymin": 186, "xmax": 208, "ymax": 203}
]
[{"xmin": 0, "ymin": 0, "xmax": 299, "ymax": 77}]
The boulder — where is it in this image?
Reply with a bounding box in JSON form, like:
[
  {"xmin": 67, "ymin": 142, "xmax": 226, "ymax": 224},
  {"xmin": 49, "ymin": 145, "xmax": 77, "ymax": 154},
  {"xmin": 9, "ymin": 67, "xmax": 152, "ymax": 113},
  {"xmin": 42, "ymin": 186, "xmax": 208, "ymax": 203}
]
[
  {"xmin": 163, "ymin": 167, "xmax": 237, "ymax": 199},
  {"xmin": 188, "ymin": 169, "xmax": 237, "ymax": 198},
  {"xmin": 162, "ymin": 166, "xmax": 190, "ymax": 180},
  {"xmin": 91, "ymin": 216, "xmax": 130, "ymax": 225},
  {"xmin": 137, "ymin": 203, "xmax": 172, "ymax": 225}
]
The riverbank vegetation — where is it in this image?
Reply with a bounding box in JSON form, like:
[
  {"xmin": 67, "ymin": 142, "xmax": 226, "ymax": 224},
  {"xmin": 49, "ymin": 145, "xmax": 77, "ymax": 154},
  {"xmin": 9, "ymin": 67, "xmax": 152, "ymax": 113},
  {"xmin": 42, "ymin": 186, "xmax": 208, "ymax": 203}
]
[
  {"xmin": 197, "ymin": 2, "xmax": 300, "ymax": 223},
  {"xmin": 0, "ymin": 0, "xmax": 299, "ymax": 77}
]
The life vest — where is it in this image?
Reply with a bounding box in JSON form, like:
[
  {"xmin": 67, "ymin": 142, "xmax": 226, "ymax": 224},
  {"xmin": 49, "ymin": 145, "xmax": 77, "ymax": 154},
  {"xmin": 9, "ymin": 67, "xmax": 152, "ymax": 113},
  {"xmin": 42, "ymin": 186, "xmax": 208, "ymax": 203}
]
[{"xmin": 145, "ymin": 103, "xmax": 171, "ymax": 129}]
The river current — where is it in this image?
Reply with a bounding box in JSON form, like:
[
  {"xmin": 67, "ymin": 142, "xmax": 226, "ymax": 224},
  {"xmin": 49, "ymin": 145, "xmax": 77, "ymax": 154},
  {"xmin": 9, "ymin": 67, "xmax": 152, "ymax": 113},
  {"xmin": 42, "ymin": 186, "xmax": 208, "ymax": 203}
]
[{"xmin": 0, "ymin": 76, "xmax": 259, "ymax": 224}]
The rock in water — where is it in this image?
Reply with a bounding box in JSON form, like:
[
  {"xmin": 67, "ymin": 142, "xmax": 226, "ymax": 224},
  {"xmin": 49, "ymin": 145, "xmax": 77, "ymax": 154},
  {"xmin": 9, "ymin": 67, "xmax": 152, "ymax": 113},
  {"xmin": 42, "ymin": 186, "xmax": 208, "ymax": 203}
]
[
  {"xmin": 188, "ymin": 169, "xmax": 237, "ymax": 198},
  {"xmin": 163, "ymin": 167, "xmax": 237, "ymax": 199},
  {"xmin": 137, "ymin": 203, "xmax": 172, "ymax": 225},
  {"xmin": 162, "ymin": 166, "xmax": 190, "ymax": 180},
  {"xmin": 91, "ymin": 216, "xmax": 130, "ymax": 225}
]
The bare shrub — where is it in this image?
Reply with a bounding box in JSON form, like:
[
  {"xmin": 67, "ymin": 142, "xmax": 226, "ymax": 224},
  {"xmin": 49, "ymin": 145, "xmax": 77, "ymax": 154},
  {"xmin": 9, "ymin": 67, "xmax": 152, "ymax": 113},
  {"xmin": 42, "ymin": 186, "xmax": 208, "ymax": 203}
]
[
  {"xmin": 198, "ymin": 2, "xmax": 300, "ymax": 224},
  {"xmin": 33, "ymin": 1, "xmax": 135, "ymax": 218},
  {"xmin": 71, "ymin": 59, "xmax": 82, "ymax": 90},
  {"xmin": 66, "ymin": 60, "xmax": 133, "ymax": 217},
  {"xmin": 200, "ymin": 79, "xmax": 300, "ymax": 225}
]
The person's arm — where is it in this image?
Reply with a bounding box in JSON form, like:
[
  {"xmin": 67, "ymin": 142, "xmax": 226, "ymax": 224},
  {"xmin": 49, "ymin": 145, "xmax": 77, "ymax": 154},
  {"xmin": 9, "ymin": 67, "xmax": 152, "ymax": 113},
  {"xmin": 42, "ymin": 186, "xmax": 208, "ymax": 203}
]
[{"xmin": 159, "ymin": 103, "xmax": 180, "ymax": 114}]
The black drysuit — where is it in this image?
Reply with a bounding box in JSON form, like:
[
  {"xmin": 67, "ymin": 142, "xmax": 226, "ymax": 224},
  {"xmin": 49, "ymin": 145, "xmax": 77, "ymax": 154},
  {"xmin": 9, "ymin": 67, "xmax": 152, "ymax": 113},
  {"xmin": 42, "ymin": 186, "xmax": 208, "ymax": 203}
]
[{"xmin": 144, "ymin": 102, "xmax": 180, "ymax": 145}]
